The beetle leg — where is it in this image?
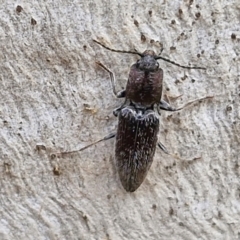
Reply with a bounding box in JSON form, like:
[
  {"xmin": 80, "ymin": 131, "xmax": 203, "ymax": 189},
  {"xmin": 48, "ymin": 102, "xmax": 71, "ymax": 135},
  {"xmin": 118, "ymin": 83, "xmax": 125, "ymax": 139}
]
[
  {"xmin": 113, "ymin": 98, "xmax": 130, "ymax": 117},
  {"xmin": 96, "ymin": 62, "xmax": 128, "ymax": 116},
  {"xmin": 113, "ymin": 106, "xmax": 122, "ymax": 117},
  {"xmin": 159, "ymin": 96, "xmax": 213, "ymax": 112},
  {"xmin": 116, "ymin": 89, "xmax": 126, "ymax": 98},
  {"xmin": 51, "ymin": 132, "xmax": 116, "ymax": 157},
  {"xmin": 96, "ymin": 61, "xmax": 126, "ymax": 98},
  {"xmin": 158, "ymin": 142, "xmax": 169, "ymax": 154},
  {"xmin": 159, "ymin": 100, "xmax": 180, "ymax": 111}
]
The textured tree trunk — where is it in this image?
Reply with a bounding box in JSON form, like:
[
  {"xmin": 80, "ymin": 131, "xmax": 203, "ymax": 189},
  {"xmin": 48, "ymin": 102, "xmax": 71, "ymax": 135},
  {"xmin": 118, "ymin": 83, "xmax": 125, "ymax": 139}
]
[{"xmin": 0, "ymin": 1, "xmax": 239, "ymax": 239}]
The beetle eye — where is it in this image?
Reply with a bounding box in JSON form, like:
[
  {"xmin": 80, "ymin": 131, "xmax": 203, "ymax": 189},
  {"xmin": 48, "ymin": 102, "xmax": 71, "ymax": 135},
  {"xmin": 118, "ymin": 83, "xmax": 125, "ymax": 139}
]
[{"xmin": 136, "ymin": 60, "xmax": 140, "ymax": 68}]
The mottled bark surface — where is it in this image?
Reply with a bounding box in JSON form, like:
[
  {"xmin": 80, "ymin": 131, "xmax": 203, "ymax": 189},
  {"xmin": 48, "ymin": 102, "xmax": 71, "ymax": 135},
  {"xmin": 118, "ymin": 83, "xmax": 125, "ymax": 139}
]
[{"xmin": 0, "ymin": 1, "xmax": 239, "ymax": 239}]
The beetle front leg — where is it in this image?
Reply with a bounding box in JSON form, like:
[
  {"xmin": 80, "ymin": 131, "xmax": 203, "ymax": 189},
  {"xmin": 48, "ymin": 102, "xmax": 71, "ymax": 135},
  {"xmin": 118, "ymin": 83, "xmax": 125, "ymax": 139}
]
[
  {"xmin": 96, "ymin": 62, "xmax": 128, "ymax": 116},
  {"xmin": 116, "ymin": 90, "xmax": 126, "ymax": 98},
  {"xmin": 96, "ymin": 61, "xmax": 126, "ymax": 98}
]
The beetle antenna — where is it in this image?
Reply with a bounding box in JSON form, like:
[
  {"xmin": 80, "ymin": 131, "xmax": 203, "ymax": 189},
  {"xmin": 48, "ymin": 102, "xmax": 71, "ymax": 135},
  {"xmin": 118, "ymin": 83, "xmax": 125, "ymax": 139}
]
[
  {"xmin": 93, "ymin": 39, "xmax": 143, "ymax": 57},
  {"xmin": 155, "ymin": 56, "xmax": 206, "ymax": 70}
]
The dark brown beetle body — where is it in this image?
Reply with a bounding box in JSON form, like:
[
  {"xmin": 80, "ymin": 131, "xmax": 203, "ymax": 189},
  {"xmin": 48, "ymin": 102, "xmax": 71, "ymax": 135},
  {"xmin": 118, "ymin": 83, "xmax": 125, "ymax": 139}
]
[
  {"xmin": 92, "ymin": 40, "xmax": 206, "ymax": 192},
  {"xmin": 115, "ymin": 50, "xmax": 163, "ymax": 191}
]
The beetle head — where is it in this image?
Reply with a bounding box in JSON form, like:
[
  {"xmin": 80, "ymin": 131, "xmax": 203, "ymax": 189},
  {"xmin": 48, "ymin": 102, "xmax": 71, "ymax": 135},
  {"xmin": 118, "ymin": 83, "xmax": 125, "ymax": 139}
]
[{"xmin": 136, "ymin": 50, "xmax": 159, "ymax": 72}]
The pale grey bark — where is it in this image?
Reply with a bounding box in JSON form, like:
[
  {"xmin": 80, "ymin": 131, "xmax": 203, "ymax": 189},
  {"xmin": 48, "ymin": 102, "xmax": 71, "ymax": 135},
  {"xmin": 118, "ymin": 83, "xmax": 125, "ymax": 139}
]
[{"xmin": 0, "ymin": 1, "xmax": 239, "ymax": 239}]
